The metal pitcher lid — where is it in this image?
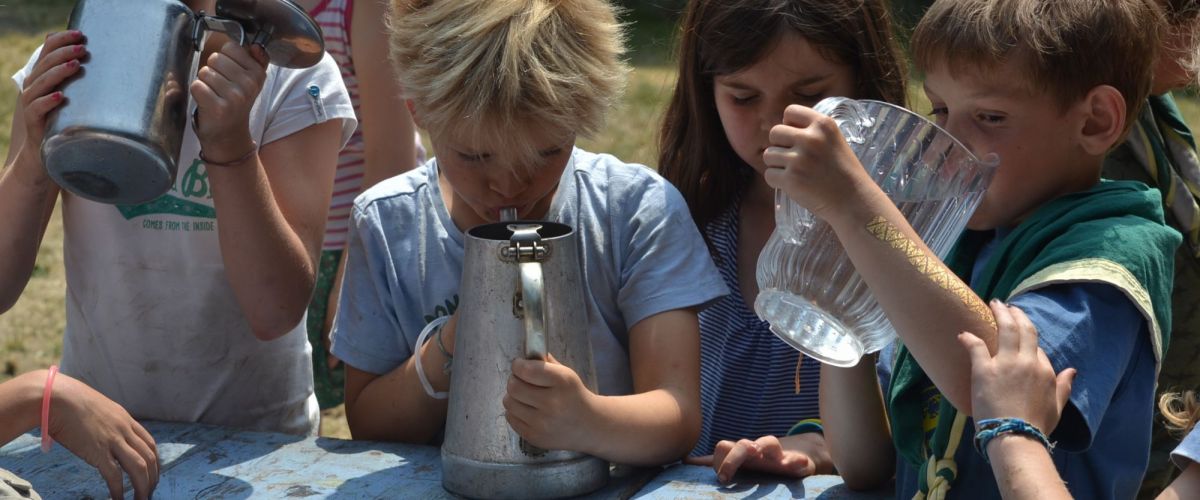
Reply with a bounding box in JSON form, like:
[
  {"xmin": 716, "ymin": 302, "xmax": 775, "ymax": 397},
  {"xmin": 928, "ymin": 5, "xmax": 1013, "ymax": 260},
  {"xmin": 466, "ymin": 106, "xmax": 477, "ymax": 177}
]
[{"xmin": 215, "ymin": 0, "xmax": 324, "ymax": 68}]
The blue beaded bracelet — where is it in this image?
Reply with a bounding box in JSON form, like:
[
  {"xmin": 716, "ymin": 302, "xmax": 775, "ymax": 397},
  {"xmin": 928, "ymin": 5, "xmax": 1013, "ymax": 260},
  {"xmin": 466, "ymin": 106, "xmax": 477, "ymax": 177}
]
[{"xmin": 973, "ymin": 418, "xmax": 1053, "ymax": 463}]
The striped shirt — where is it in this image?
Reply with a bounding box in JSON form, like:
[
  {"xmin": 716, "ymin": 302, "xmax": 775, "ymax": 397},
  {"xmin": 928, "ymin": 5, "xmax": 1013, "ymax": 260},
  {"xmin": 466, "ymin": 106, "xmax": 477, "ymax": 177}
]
[
  {"xmin": 691, "ymin": 193, "xmax": 822, "ymax": 456},
  {"xmin": 309, "ymin": 0, "xmax": 425, "ymax": 251}
]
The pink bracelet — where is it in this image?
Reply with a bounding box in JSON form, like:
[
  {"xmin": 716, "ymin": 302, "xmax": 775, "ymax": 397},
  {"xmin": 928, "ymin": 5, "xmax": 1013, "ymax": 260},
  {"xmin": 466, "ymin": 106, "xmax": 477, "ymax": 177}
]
[{"xmin": 41, "ymin": 365, "xmax": 58, "ymax": 453}]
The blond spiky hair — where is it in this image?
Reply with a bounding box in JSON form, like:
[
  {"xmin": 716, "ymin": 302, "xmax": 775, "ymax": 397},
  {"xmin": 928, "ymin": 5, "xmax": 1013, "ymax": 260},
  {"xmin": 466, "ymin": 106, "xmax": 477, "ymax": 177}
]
[{"xmin": 389, "ymin": 0, "xmax": 628, "ymax": 163}]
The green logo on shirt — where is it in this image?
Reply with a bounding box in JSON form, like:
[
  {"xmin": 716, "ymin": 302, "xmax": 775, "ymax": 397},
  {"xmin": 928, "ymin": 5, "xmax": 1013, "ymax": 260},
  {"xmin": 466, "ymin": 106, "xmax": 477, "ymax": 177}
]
[
  {"xmin": 424, "ymin": 295, "xmax": 460, "ymax": 324},
  {"xmin": 115, "ymin": 159, "xmax": 218, "ymax": 232}
]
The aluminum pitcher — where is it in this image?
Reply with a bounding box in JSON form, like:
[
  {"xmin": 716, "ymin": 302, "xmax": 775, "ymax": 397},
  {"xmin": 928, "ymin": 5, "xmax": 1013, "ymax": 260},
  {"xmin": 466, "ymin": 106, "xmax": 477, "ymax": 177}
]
[
  {"xmin": 442, "ymin": 221, "xmax": 608, "ymax": 499},
  {"xmin": 41, "ymin": 0, "xmax": 325, "ymax": 205}
]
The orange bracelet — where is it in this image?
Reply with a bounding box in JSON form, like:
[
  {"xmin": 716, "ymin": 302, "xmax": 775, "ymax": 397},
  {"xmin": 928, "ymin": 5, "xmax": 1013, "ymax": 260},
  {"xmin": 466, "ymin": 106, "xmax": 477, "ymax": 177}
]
[{"xmin": 41, "ymin": 365, "xmax": 58, "ymax": 453}]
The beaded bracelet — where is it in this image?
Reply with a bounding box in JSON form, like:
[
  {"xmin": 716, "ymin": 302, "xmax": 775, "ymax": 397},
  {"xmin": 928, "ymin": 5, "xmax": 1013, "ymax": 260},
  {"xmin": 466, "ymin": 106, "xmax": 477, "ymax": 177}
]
[
  {"xmin": 973, "ymin": 417, "xmax": 1053, "ymax": 463},
  {"xmin": 786, "ymin": 418, "xmax": 824, "ymax": 436}
]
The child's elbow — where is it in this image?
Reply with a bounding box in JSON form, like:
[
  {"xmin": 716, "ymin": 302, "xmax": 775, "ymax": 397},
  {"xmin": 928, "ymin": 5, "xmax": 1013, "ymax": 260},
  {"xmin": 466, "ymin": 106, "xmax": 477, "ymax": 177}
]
[
  {"xmin": 246, "ymin": 313, "xmax": 303, "ymax": 342},
  {"xmin": 835, "ymin": 452, "xmax": 895, "ymax": 491},
  {"xmin": 840, "ymin": 470, "xmax": 892, "ymax": 491},
  {"xmin": 677, "ymin": 409, "xmax": 702, "ymax": 457}
]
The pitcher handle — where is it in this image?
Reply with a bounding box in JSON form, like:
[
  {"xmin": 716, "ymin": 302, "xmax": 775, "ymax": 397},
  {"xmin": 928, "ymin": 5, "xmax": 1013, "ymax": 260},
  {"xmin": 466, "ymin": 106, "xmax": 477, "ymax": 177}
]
[
  {"xmin": 192, "ymin": 13, "xmax": 247, "ymax": 51},
  {"xmin": 812, "ymin": 96, "xmax": 871, "ymax": 145},
  {"xmin": 519, "ymin": 260, "xmax": 548, "ymax": 360}
]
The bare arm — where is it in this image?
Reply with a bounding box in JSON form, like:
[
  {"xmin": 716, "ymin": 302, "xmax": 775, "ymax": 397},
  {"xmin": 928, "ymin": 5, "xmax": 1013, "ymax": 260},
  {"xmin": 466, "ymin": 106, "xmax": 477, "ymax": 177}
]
[
  {"xmin": 986, "ymin": 436, "xmax": 1072, "ymax": 500},
  {"xmin": 0, "ymin": 371, "xmax": 159, "ymax": 500},
  {"xmin": 960, "ymin": 303, "xmax": 1077, "ymax": 500},
  {"xmin": 192, "ymin": 42, "xmax": 341, "ymax": 340},
  {"xmin": 352, "ymin": 0, "xmax": 418, "ymax": 184},
  {"xmin": 1159, "ymin": 463, "xmax": 1200, "ymax": 500},
  {"xmin": 205, "ymin": 119, "xmax": 341, "ymax": 340},
  {"xmin": 563, "ymin": 308, "xmax": 703, "ymax": 465},
  {"xmin": 504, "ymin": 309, "xmax": 702, "ymax": 465},
  {"xmin": 763, "ymin": 104, "xmax": 997, "ymax": 412},
  {"xmin": 342, "ymin": 314, "xmax": 456, "ymax": 443},
  {"xmin": 0, "ymin": 32, "xmax": 85, "ymax": 312},
  {"xmin": 345, "ymin": 308, "xmax": 702, "ymax": 465},
  {"xmin": 819, "ymin": 356, "xmax": 895, "ymax": 490}
]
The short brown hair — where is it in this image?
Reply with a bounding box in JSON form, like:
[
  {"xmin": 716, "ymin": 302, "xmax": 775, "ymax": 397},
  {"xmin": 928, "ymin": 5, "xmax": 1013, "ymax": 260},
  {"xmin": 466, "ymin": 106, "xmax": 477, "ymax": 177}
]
[
  {"xmin": 389, "ymin": 0, "xmax": 628, "ymax": 163},
  {"xmin": 913, "ymin": 0, "xmax": 1163, "ymax": 132}
]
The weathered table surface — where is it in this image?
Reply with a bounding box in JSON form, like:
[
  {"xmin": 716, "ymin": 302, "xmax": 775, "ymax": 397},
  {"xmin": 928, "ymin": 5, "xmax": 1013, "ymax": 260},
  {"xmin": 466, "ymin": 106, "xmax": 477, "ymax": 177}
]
[{"xmin": 0, "ymin": 422, "xmax": 893, "ymax": 499}]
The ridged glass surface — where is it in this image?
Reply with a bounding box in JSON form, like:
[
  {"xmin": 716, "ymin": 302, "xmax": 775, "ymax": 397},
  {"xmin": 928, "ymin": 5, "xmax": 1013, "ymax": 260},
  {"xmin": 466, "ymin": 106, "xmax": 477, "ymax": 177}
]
[{"xmin": 755, "ymin": 97, "xmax": 997, "ymax": 367}]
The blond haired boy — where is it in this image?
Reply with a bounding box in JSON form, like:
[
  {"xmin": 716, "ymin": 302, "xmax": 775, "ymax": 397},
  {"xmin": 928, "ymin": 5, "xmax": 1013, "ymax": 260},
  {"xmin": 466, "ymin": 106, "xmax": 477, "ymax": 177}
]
[
  {"xmin": 762, "ymin": 0, "xmax": 1179, "ymax": 498},
  {"xmin": 329, "ymin": 0, "xmax": 726, "ymax": 465}
]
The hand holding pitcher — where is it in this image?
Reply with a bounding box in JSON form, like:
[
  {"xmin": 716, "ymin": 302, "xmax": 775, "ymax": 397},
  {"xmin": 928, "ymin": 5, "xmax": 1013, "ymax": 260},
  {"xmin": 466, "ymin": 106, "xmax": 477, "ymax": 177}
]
[
  {"xmin": 504, "ymin": 353, "xmax": 598, "ymax": 451},
  {"xmin": 762, "ymin": 104, "xmax": 878, "ymax": 223},
  {"xmin": 191, "ymin": 41, "xmax": 268, "ymax": 162},
  {"xmin": 17, "ymin": 31, "xmax": 86, "ymax": 163}
]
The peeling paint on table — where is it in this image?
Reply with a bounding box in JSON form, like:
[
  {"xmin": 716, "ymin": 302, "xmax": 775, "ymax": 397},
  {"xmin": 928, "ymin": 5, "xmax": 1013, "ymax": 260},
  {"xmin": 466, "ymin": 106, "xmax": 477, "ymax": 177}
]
[{"xmin": 0, "ymin": 422, "xmax": 893, "ymax": 499}]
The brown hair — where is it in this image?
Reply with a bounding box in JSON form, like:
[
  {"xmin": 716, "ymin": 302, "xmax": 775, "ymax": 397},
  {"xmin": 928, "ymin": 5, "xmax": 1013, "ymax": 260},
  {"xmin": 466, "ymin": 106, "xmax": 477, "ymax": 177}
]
[
  {"xmin": 389, "ymin": 0, "xmax": 628, "ymax": 166},
  {"xmin": 1162, "ymin": 0, "xmax": 1200, "ymax": 22},
  {"xmin": 912, "ymin": 0, "xmax": 1163, "ymax": 134},
  {"xmin": 1159, "ymin": 390, "xmax": 1200, "ymax": 436},
  {"xmin": 658, "ymin": 0, "xmax": 908, "ymax": 236}
]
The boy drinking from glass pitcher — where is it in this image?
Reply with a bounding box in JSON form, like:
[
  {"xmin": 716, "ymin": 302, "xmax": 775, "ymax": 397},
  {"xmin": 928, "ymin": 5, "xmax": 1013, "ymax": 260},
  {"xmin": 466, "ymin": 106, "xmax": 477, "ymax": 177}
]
[
  {"xmin": 783, "ymin": 0, "xmax": 1180, "ymax": 498},
  {"xmin": 330, "ymin": 0, "xmax": 727, "ymax": 466}
]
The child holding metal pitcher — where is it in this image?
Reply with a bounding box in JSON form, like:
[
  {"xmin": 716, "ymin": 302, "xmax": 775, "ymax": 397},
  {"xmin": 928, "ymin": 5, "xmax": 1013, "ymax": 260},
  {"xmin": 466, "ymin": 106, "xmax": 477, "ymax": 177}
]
[
  {"xmin": 329, "ymin": 0, "xmax": 728, "ymax": 465},
  {"xmin": 0, "ymin": 0, "xmax": 357, "ymax": 437},
  {"xmin": 657, "ymin": 0, "xmax": 908, "ymax": 483}
]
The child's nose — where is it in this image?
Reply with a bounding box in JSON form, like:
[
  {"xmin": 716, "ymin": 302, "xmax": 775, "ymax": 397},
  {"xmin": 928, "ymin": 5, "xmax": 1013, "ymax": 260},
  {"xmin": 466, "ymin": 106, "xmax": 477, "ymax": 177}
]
[
  {"xmin": 490, "ymin": 170, "xmax": 529, "ymax": 198},
  {"xmin": 759, "ymin": 103, "xmax": 784, "ymax": 133},
  {"xmin": 941, "ymin": 118, "xmax": 980, "ymax": 156}
]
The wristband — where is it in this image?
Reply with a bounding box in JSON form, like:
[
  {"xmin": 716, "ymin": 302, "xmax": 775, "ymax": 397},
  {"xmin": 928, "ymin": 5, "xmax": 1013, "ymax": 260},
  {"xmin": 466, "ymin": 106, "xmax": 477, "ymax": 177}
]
[
  {"xmin": 41, "ymin": 365, "xmax": 59, "ymax": 453},
  {"xmin": 199, "ymin": 140, "xmax": 259, "ymax": 167},
  {"xmin": 414, "ymin": 316, "xmax": 451, "ymax": 400},
  {"xmin": 973, "ymin": 417, "xmax": 1053, "ymax": 463},
  {"xmin": 787, "ymin": 418, "xmax": 824, "ymax": 436}
]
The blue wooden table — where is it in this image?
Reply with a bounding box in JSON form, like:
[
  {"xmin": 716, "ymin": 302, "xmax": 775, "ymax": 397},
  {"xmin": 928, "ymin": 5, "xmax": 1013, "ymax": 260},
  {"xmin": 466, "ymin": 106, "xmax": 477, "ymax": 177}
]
[{"xmin": 0, "ymin": 422, "xmax": 893, "ymax": 499}]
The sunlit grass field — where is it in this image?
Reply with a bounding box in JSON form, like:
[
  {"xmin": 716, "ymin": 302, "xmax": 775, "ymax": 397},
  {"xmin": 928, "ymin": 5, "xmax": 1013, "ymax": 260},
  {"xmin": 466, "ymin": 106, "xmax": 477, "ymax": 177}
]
[{"xmin": 3, "ymin": 2, "xmax": 1200, "ymax": 439}]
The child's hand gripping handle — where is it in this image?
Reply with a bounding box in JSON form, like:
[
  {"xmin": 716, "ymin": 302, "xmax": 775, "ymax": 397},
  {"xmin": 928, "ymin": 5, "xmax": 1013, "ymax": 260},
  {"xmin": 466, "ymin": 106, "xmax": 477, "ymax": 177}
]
[{"xmin": 506, "ymin": 224, "xmax": 551, "ymax": 456}]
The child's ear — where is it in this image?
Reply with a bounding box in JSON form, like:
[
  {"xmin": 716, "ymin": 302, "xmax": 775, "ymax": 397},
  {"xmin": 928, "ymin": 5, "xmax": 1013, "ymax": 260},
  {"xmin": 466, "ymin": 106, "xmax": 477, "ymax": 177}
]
[
  {"xmin": 1076, "ymin": 85, "xmax": 1126, "ymax": 156},
  {"xmin": 407, "ymin": 99, "xmax": 423, "ymax": 128}
]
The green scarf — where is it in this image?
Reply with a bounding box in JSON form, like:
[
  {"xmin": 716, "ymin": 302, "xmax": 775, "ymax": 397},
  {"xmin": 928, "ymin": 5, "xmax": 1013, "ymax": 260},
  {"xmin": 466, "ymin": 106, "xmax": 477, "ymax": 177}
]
[
  {"xmin": 1127, "ymin": 94, "xmax": 1200, "ymax": 257},
  {"xmin": 888, "ymin": 180, "xmax": 1179, "ymax": 497}
]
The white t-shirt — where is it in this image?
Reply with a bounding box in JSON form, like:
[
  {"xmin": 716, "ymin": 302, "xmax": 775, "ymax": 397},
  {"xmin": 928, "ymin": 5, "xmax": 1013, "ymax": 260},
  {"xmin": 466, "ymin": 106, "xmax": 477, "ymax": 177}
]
[
  {"xmin": 331, "ymin": 148, "xmax": 728, "ymax": 396},
  {"xmin": 15, "ymin": 48, "xmax": 357, "ymax": 435}
]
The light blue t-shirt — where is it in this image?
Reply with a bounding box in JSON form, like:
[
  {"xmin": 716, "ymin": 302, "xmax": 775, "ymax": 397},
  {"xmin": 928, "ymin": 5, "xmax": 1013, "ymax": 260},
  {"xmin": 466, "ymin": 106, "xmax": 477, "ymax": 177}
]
[
  {"xmin": 330, "ymin": 148, "xmax": 728, "ymax": 396},
  {"xmin": 887, "ymin": 229, "xmax": 1158, "ymax": 500},
  {"xmin": 1172, "ymin": 427, "xmax": 1200, "ymax": 470}
]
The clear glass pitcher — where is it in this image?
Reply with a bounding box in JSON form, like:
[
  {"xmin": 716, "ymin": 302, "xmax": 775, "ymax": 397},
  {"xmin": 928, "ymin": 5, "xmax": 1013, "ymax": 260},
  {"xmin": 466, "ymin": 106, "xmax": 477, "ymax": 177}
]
[{"xmin": 754, "ymin": 97, "xmax": 997, "ymax": 367}]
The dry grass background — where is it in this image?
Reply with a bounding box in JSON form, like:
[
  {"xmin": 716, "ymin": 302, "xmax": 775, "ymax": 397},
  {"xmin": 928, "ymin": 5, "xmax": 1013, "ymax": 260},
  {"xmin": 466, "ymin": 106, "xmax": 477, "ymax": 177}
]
[{"xmin": 4, "ymin": 1, "xmax": 1200, "ymax": 440}]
